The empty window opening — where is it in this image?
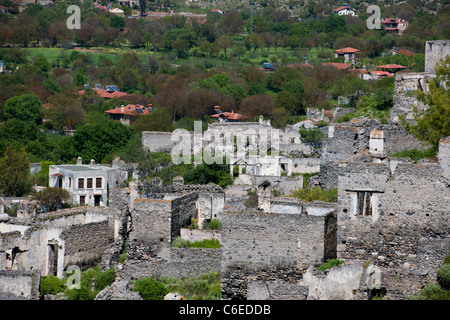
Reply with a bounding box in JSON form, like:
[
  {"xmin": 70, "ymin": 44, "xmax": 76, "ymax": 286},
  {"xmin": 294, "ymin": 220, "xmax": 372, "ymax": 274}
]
[
  {"xmin": 357, "ymin": 191, "xmax": 372, "ymax": 216},
  {"xmin": 96, "ymin": 177, "xmax": 102, "ymax": 188},
  {"xmin": 48, "ymin": 241, "xmax": 59, "ymax": 276}
]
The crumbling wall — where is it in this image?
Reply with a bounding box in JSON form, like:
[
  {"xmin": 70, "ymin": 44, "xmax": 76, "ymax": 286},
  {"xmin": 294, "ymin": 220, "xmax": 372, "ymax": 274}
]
[
  {"xmin": 60, "ymin": 220, "xmax": 114, "ymax": 269},
  {"xmin": 220, "ymin": 209, "xmax": 337, "ymax": 299},
  {"xmin": 0, "ymin": 270, "xmax": 40, "ymax": 300},
  {"xmin": 424, "ymin": 40, "xmax": 450, "ymax": 73},
  {"xmin": 121, "ymin": 248, "xmax": 221, "ymax": 279},
  {"xmin": 141, "ymin": 131, "xmax": 175, "ymax": 153}
]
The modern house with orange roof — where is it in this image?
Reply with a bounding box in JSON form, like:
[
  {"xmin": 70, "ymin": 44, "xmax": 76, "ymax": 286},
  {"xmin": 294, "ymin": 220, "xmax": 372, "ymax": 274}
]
[
  {"xmin": 105, "ymin": 104, "xmax": 153, "ymax": 125},
  {"xmin": 333, "ymin": 5, "xmax": 356, "ymax": 16},
  {"xmin": 211, "ymin": 106, "xmax": 248, "ymax": 122},
  {"xmin": 369, "ymin": 70, "xmax": 392, "ymax": 80},
  {"xmin": 334, "ymin": 47, "xmax": 360, "ymax": 62},
  {"xmin": 381, "ymin": 18, "xmax": 409, "ymax": 35},
  {"xmin": 76, "ymin": 84, "xmax": 129, "ymax": 101}
]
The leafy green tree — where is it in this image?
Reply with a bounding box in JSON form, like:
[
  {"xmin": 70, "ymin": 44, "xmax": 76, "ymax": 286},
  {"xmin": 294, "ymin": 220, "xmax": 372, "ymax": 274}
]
[
  {"xmin": 110, "ymin": 15, "xmax": 125, "ymax": 29},
  {"xmin": 403, "ymin": 55, "xmax": 450, "ymax": 150},
  {"xmin": 133, "ymin": 108, "xmax": 175, "ymax": 132},
  {"xmin": 3, "ymin": 93, "xmax": 43, "ymax": 124},
  {"xmin": 32, "ymin": 187, "xmax": 71, "ymax": 212},
  {"xmin": 0, "ymin": 142, "xmax": 32, "ymax": 197},
  {"xmin": 72, "ymin": 118, "xmax": 133, "ymax": 163}
]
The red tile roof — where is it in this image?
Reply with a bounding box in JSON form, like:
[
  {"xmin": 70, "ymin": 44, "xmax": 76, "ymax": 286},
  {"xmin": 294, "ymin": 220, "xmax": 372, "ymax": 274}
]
[
  {"xmin": 376, "ymin": 64, "xmax": 407, "ymax": 70},
  {"xmin": 76, "ymin": 87, "xmax": 129, "ymax": 99},
  {"xmin": 321, "ymin": 63, "xmax": 351, "ymax": 70},
  {"xmin": 333, "ymin": 6, "xmax": 351, "ymax": 12},
  {"xmin": 370, "ymin": 71, "xmax": 392, "ymax": 77},
  {"xmin": 334, "ymin": 47, "xmax": 360, "ymax": 54},
  {"xmin": 349, "ymin": 68, "xmax": 368, "ymax": 74},
  {"xmin": 381, "ymin": 18, "xmax": 408, "ymax": 24},
  {"xmin": 288, "ymin": 63, "xmax": 314, "ymax": 69},
  {"xmin": 211, "ymin": 106, "xmax": 248, "ymax": 121},
  {"xmin": 105, "ymin": 104, "xmax": 153, "ymax": 116}
]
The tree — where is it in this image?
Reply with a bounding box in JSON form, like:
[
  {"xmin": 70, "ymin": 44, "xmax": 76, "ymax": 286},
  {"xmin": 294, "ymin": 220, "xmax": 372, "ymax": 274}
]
[
  {"xmin": 133, "ymin": 108, "xmax": 175, "ymax": 132},
  {"xmin": 110, "ymin": 15, "xmax": 125, "ymax": 29},
  {"xmin": 403, "ymin": 55, "xmax": 450, "ymax": 150},
  {"xmin": 216, "ymin": 35, "xmax": 234, "ymax": 56},
  {"xmin": 217, "ymin": 10, "xmax": 244, "ymax": 35},
  {"xmin": 32, "ymin": 187, "xmax": 71, "ymax": 212},
  {"xmin": 3, "ymin": 93, "xmax": 43, "ymax": 124},
  {"xmin": 139, "ymin": 0, "xmax": 147, "ymax": 16},
  {"xmin": 0, "ymin": 142, "xmax": 32, "ymax": 197},
  {"xmin": 72, "ymin": 118, "xmax": 133, "ymax": 163}
]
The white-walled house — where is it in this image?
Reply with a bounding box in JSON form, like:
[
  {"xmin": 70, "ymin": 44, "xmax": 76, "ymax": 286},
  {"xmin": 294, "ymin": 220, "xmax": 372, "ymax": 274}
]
[{"xmin": 49, "ymin": 158, "xmax": 117, "ymax": 207}]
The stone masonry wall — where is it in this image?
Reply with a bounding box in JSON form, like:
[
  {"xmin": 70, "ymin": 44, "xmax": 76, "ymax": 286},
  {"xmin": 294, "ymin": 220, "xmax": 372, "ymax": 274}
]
[
  {"xmin": 220, "ymin": 209, "xmax": 337, "ymax": 299},
  {"xmin": 60, "ymin": 220, "xmax": 114, "ymax": 269}
]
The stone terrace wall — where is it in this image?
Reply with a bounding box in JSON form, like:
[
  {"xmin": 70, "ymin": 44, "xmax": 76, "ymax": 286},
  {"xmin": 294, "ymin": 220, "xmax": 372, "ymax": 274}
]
[{"xmin": 121, "ymin": 248, "xmax": 221, "ymax": 279}]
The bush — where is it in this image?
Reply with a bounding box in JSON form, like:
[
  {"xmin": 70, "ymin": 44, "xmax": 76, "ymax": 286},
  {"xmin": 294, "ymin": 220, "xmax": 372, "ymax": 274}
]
[
  {"xmin": 172, "ymin": 237, "xmax": 221, "ymax": 249},
  {"xmin": 318, "ymin": 259, "xmax": 344, "ymax": 271},
  {"xmin": 409, "ymin": 284, "xmax": 450, "ymax": 300},
  {"xmin": 40, "ymin": 275, "xmax": 65, "ymax": 296},
  {"xmin": 94, "ymin": 267, "xmax": 116, "ymax": 291},
  {"xmin": 392, "ymin": 147, "xmax": 436, "ymax": 163},
  {"xmin": 291, "ymin": 186, "xmax": 337, "ymax": 203},
  {"xmin": 133, "ymin": 277, "xmax": 168, "ymax": 300},
  {"xmin": 205, "ymin": 219, "xmax": 222, "ymax": 230},
  {"xmin": 437, "ymin": 263, "xmax": 450, "ymax": 291}
]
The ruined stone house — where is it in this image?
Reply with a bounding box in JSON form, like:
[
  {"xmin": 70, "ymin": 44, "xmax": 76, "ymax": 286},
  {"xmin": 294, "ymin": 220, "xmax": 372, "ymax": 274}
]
[{"xmin": 336, "ymin": 133, "xmax": 450, "ymax": 299}]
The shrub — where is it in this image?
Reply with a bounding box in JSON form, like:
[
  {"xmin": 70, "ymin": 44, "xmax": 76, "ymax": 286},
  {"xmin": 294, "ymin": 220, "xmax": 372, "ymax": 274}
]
[
  {"xmin": 133, "ymin": 277, "xmax": 168, "ymax": 300},
  {"xmin": 205, "ymin": 218, "xmax": 222, "ymax": 230},
  {"xmin": 392, "ymin": 147, "xmax": 436, "ymax": 163},
  {"xmin": 318, "ymin": 259, "xmax": 344, "ymax": 271},
  {"xmin": 172, "ymin": 237, "xmax": 221, "ymax": 249},
  {"xmin": 409, "ymin": 284, "xmax": 450, "ymax": 300},
  {"xmin": 172, "ymin": 236, "xmax": 189, "ymax": 248},
  {"xmin": 437, "ymin": 263, "xmax": 450, "ymax": 291},
  {"xmin": 40, "ymin": 275, "xmax": 65, "ymax": 296},
  {"xmin": 94, "ymin": 267, "xmax": 116, "ymax": 291},
  {"xmin": 291, "ymin": 186, "xmax": 337, "ymax": 203}
]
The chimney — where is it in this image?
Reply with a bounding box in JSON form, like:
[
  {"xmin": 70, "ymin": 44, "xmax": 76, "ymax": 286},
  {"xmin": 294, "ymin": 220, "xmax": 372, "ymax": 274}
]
[
  {"xmin": 121, "ymin": 105, "xmax": 124, "ymax": 112},
  {"xmin": 90, "ymin": 159, "xmax": 95, "ymax": 168},
  {"xmin": 77, "ymin": 157, "xmax": 82, "ymax": 166}
]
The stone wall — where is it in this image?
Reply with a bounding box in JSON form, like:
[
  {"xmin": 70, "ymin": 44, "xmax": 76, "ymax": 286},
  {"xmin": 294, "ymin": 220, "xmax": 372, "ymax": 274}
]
[
  {"xmin": 60, "ymin": 220, "xmax": 114, "ymax": 269},
  {"xmin": 141, "ymin": 131, "xmax": 175, "ymax": 153},
  {"xmin": 0, "ymin": 270, "xmax": 40, "ymax": 300},
  {"xmin": 121, "ymin": 248, "xmax": 221, "ymax": 279},
  {"xmin": 220, "ymin": 208, "xmax": 337, "ymax": 299},
  {"xmin": 424, "ymin": 40, "xmax": 450, "ymax": 74},
  {"xmin": 127, "ymin": 193, "xmax": 197, "ymax": 260}
]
